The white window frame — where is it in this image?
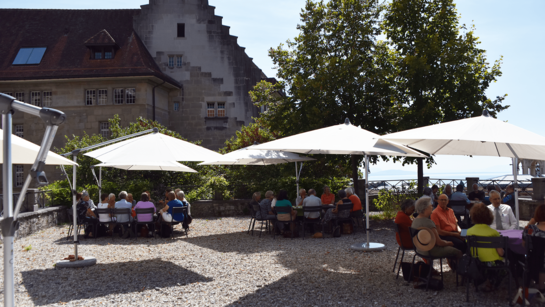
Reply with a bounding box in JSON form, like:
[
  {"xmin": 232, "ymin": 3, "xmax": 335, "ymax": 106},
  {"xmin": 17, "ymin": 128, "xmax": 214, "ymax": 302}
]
[
  {"xmin": 85, "ymin": 89, "xmax": 96, "ymax": 106},
  {"xmin": 15, "ymin": 92, "xmax": 24, "ymax": 102},
  {"xmin": 176, "ymin": 56, "xmax": 183, "ymax": 68},
  {"xmin": 125, "ymin": 88, "xmax": 135, "ymax": 104},
  {"xmin": 99, "ymin": 122, "xmax": 110, "ymax": 138},
  {"xmin": 97, "ymin": 89, "xmax": 108, "ymax": 105},
  {"xmin": 113, "ymin": 88, "xmax": 124, "ymax": 104},
  {"xmin": 42, "ymin": 91, "xmax": 52, "ymax": 107},
  {"xmin": 14, "ymin": 124, "xmax": 23, "ymax": 138},
  {"xmin": 168, "ymin": 56, "xmax": 175, "ymax": 68},
  {"xmin": 14, "ymin": 165, "xmax": 24, "ymax": 187},
  {"xmin": 207, "ymin": 103, "xmax": 215, "ymax": 117}
]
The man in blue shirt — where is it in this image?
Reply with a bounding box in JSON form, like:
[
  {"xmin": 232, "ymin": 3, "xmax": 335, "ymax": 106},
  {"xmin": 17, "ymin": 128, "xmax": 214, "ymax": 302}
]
[
  {"xmin": 450, "ymin": 184, "xmax": 470, "ymax": 204},
  {"xmin": 159, "ymin": 191, "xmax": 185, "ymax": 223}
]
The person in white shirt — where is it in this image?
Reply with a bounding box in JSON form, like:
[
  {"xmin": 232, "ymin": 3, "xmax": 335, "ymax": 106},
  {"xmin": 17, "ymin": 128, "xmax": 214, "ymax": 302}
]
[
  {"xmin": 487, "ymin": 190, "xmax": 517, "ymax": 230},
  {"xmin": 82, "ymin": 190, "xmax": 96, "ymax": 210},
  {"xmin": 97, "ymin": 193, "xmax": 111, "ymax": 223},
  {"xmin": 303, "ymin": 189, "xmax": 322, "ymax": 219},
  {"xmin": 295, "ymin": 189, "xmax": 307, "ymax": 207}
]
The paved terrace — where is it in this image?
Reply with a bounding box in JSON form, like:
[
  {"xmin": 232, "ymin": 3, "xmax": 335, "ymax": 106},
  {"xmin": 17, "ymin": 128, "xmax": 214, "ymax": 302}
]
[{"xmin": 0, "ymin": 218, "xmax": 517, "ymax": 306}]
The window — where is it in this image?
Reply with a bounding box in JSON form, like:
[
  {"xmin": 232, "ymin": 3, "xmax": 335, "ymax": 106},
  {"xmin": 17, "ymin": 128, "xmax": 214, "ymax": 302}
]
[
  {"xmin": 217, "ymin": 103, "xmax": 226, "ymax": 117},
  {"xmin": 114, "ymin": 88, "xmax": 124, "ymax": 104},
  {"xmin": 99, "ymin": 122, "xmax": 110, "ymax": 138},
  {"xmin": 2, "ymin": 92, "xmax": 13, "ymax": 97},
  {"xmin": 168, "ymin": 56, "xmax": 175, "ymax": 68},
  {"xmin": 94, "ymin": 52, "xmax": 102, "ymax": 59},
  {"xmin": 126, "ymin": 88, "xmax": 135, "ymax": 104},
  {"xmin": 85, "ymin": 89, "xmax": 96, "ymax": 106},
  {"xmin": 15, "ymin": 92, "xmax": 24, "ymax": 102},
  {"xmin": 90, "ymin": 47, "xmax": 115, "ymax": 60},
  {"xmin": 97, "ymin": 89, "xmax": 107, "ymax": 105},
  {"xmin": 176, "ymin": 56, "xmax": 183, "ymax": 67},
  {"xmin": 173, "ymin": 102, "xmax": 180, "ymax": 111},
  {"xmin": 14, "ymin": 125, "xmax": 23, "ymax": 138},
  {"xmin": 12, "ymin": 47, "xmax": 47, "ymax": 65},
  {"xmin": 30, "ymin": 91, "xmax": 41, "ymax": 106},
  {"xmin": 42, "ymin": 91, "xmax": 52, "ymax": 107},
  {"xmin": 207, "ymin": 103, "xmax": 215, "ymax": 117},
  {"xmin": 177, "ymin": 23, "xmax": 185, "ymax": 37},
  {"xmin": 105, "ymin": 51, "xmax": 113, "ymax": 59},
  {"xmin": 14, "ymin": 165, "xmax": 24, "ymax": 187}
]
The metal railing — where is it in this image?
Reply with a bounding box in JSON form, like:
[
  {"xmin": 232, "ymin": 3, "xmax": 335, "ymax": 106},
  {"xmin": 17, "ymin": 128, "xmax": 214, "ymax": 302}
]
[{"xmin": 0, "ymin": 190, "xmax": 53, "ymax": 216}]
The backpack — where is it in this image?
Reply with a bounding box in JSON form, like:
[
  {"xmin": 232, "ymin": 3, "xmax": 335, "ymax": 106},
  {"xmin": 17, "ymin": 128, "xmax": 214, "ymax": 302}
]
[{"xmin": 161, "ymin": 223, "xmax": 173, "ymax": 238}]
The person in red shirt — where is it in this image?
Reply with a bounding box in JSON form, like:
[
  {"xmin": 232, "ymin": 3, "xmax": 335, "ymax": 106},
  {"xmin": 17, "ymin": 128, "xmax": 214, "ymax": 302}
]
[
  {"xmin": 345, "ymin": 187, "xmax": 362, "ymax": 212},
  {"xmin": 430, "ymin": 194, "xmax": 466, "ymax": 254},
  {"xmin": 320, "ymin": 185, "xmax": 335, "ymax": 205},
  {"xmin": 394, "ymin": 199, "xmax": 415, "ymax": 248}
]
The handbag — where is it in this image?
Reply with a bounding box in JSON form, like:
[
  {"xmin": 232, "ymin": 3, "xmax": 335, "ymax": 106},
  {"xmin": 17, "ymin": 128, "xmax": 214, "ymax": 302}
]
[
  {"xmin": 456, "ymin": 254, "xmax": 485, "ymax": 286},
  {"xmin": 342, "ymin": 223, "xmax": 353, "ymax": 234},
  {"xmin": 131, "ymin": 208, "xmax": 137, "ymax": 218}
]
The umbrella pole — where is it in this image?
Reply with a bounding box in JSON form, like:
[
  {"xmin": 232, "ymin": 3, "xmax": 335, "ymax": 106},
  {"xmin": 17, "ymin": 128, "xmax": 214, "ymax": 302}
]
[
  {"xmin": 98, "ymin": 166, "xmax": 102, "ymax": 203},
  {"xmin": 350, "ymin": 154, "xmax": 386, "ymax": 251},
  {"xmin": 72, "ymin": 155, "xmax": 78, "ymax": 259},
  {"xmin": 2, "ymin": 113, "xmax": 15, "ymax": 307},
  {"xmin": 295, "ymin": 162, "xmax": 299, "ymax": 199},
  {"xmin": 513, "ymin": 157, "xmax": 520, "ymax": 229}
]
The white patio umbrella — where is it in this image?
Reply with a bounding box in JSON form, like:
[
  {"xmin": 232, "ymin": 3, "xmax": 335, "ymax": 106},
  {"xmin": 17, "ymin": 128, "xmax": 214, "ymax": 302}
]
[
  {"xmin": 253, "ymin": 119, "xmax": 425, "ymax": 251},
  {"xmin": 0, "ymin": 129, "xmax": 77, "ymax": 165},
  {"xmin": 84, "ymin": 131, "xmax": 223, "ymax": 163},
  {"xmin": 94, "ymin": 160, "xmax": 197, "ymax": 172},
  {"xmin": 198, "ymin": 144, "xmax": 315, "ymax": 195},
  {"xmin": 383, "ymin": 110, "xmax": 545, "ymax": 228}
]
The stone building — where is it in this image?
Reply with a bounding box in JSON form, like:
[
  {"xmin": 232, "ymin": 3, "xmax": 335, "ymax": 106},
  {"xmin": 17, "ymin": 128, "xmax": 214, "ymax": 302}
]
[{"xmin": 0, "ymin": 1, "xmax": 271, "ymax": 193}]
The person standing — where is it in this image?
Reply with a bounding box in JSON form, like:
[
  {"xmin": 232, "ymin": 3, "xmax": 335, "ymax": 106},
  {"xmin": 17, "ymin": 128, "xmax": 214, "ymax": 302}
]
[{"xmin": 488, "ymin": 190, "xmax": 517, "ymax": 230}]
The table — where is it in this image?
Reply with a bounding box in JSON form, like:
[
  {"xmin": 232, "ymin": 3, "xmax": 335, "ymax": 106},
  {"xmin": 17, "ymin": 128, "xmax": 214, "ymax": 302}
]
[
  {"xmin": 293, "ymin": 205, "xmax": 335, "ymax": 217},
  {"xmin": 498, "ymin": 229, "xmax": 524, "ymax": 255}
]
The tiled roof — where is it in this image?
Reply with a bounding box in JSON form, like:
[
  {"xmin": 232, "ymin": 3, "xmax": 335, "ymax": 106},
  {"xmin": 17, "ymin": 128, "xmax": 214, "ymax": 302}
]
[
  {"xmin": 0, "ymin": 9, "xmax": 180, "ymax": 88},
  {"xmin": 84, "ymin": 29, "xmax": 117, "ymax": 46}
]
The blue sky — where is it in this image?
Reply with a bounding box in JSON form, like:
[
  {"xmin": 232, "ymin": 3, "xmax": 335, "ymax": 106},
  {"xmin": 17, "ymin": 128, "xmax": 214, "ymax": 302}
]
[{"xmin": 4, "ymin": 0, "xmax": 544, "ymax": 178}]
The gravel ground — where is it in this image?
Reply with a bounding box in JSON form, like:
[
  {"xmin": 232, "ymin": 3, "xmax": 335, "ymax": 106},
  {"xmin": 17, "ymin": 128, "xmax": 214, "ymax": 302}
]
[{"xmin": 0, "ymin": 217, "xmax": 526, "ymax": 306}]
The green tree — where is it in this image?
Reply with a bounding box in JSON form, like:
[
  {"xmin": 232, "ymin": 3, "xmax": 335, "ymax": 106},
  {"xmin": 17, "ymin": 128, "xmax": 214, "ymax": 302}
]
[{"xmin": 383, "ymin": 0, "xmax": 508, "ymax": 131}]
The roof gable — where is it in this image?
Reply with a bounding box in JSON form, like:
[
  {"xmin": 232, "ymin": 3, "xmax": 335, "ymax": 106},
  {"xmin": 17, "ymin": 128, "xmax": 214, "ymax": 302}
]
[{"xmin": 84, "ymin": 29, "xmax": 117, "ymax": 47}]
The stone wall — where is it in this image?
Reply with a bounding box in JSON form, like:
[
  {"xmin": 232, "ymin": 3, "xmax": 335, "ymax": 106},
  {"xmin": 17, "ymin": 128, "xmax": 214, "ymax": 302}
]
[
  {"xmin": 518, "ymin": 197, "xmax": 544, "ymax": 220},
  {"xmin": 191, "ymin": 199, "xmax": 251, "ymax": 218},
  {"xmin": 0, "ymin": 206, "xmax": 68, "ymax": 239}
]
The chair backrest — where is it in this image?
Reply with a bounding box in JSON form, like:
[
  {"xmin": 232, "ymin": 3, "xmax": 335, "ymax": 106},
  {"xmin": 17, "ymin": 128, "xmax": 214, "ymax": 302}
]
[
  {"xmin": 172, "ymin": 206, "xmax": 185, "ymax": 214},
  {"xmin": 95, "ymin": 208, "xmax": 112, "ymax": 218},
  {"xmin": 275, "ymin": 206, "xmax": 292, "ymax": 214},
  {"xmin": 252, "ymin": 204, "xmax": 261, "ymax": 214},
  {"xmin": 408, "ymin": 227, "xmax": 419, "ymax": 239},
  {"xmin": 337, "ymin": 203, "xmax": 353, "ymax": 214},
  {"xmin": 449, "ymin": 200, "xmax": 467, "ymax": 214},
  {"xmin": 303, "ymin": 206, "xmax": 321, "ymax": 212},
  {"xmin": 466, "ymin": 235, "xmax": 508, "ymax": 259},
  {"xmin": 113, "ymin": 208, "xmax": 131, "ymax": 221}
]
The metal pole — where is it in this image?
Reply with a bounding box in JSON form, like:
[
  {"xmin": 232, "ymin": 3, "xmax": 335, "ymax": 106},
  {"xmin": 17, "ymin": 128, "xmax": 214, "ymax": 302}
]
[
  {"xmin": 295, "ymin": 162, "xmax": 299, "ymax": 198},
  {"xmin": 365, "ymin": 154, "xmax": 370, "ymax": 234},
  {"xmin": 99, "ymin": 166, "xmax": 102, "ymax": 203},
  {"xmin": 513, "ymin": 157, "xmax": 520, "ymax": 229},
  {"xmin": 72, "ymin": 155, "xmax": 78, "ymax": 259},
  {"xmin": 3, "ymin": 113, "xmax": 15, "ymax": 307}
]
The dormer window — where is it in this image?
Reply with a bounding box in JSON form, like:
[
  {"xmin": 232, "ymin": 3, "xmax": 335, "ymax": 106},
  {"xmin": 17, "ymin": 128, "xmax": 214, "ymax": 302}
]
[
  {"xmin": 12, "ymin": 47, "xmax": 47, "ymax": 65},
  {"xmin": 84, "ymin": 29, "xmax": 118, "ymax": 60}
]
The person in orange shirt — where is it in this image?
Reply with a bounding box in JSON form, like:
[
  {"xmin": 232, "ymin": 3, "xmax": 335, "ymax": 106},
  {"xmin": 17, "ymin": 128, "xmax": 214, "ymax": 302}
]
[
  {"xmin": 320, "ymin": 185, "xmax": 335, "ymax": 205},
  {"xmin": 430, "ymin": 194, "xmax": 467, "ymax": 254},
  {"xmin": 345, "ymin": 187, "xmax": 362, "ymax": 212}
]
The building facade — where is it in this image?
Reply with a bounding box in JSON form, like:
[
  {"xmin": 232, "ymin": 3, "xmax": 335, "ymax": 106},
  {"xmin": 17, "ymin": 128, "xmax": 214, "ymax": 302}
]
[{"xmin": 0, "ymin": 1, "xmax": 271, "ymax": 193}]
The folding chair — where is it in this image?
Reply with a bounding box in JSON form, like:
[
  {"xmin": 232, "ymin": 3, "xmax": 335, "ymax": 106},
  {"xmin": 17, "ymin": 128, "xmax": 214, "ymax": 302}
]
[
  {"xmin": 302, "ymin": 206, "xmax": 323, "ymax": 240},
  {"xmin": 247, "ymin": 202, "xmax": 257, "ymax": 234},
  {"xmin": 113, "ymin": 208, "xmax": 133, "ymax": 239},
  {"xmin": 274, "ymin": 206, "xmax": 297, "ymax": 239},
  {"xmin": 251, "ymin": 204, "xmax": 274, "ymax": 238},
  {"xmin": 95, "ymin": 208, "xmax": 116, "ymax": 240},
  {"xmin": 393, "ymin": 222, "xmax": 413, "ymax": 279},
  {"xmin": 408, "ymin": 227, "xmax": 445, "ymax": 291},
  {"xmin": 465, "ymin": 235, "xmax": 511, "ymax": 302},
  {"xmin": 133, "ymin": 208, "xmax": 157, "ymax": 239}
]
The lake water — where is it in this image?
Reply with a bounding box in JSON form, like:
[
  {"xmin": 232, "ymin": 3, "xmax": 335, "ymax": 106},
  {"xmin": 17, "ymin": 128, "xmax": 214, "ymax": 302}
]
[{"xmin": 368, "ymin": 171, "xmax": 511, "ymax": 181}]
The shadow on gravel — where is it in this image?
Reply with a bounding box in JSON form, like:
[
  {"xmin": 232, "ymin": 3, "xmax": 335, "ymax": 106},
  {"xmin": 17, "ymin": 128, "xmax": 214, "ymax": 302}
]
[{"xmin": 21, "ymin": 258, "xmax": 212, "ymax": 305}]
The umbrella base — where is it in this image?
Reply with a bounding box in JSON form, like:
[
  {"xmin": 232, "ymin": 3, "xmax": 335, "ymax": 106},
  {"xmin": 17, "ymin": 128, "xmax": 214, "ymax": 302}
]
[
  {"xmin": 350, "ymin": 242, "xmax": 386, "ymax": 251},
  {"xmin": 56, "ymin": 256, "xmax": 97, "ymax": 268}
]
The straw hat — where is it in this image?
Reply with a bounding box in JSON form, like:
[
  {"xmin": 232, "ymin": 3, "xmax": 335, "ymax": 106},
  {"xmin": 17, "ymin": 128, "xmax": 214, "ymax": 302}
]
[{"xmin": 412, "ymin": 227, "xmax": 436, "ymax": 251}]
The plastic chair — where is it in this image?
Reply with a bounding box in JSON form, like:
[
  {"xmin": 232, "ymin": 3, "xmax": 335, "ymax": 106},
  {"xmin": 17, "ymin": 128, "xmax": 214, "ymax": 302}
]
[
  {"xmin": 66, "ymin": 208, "xmax": 86, "ymax": 240},
  {"xmin": 465, "ymin": 235, "xmax": 511, "ymax": 302},
  {"xmin": 393, "ymin": 222, "xmax": 413, "ymax": 279},
  {"xmin": 274, "ymin": 206, "xmax": 297, "ymax": 240},
  {"xmin": 113, "ymin": 208, "xmax": 133, "ymax": 239},
  {"xmin": 133, "ymin": 208, "xmax": 156, "ymax": 239},
  {"xmin": 302, "ymin": 206, "xmax": 323, "ymax": 240},
  {"xmin": 407, "ymin": 227, "xmax": 445, "ymax": 291},
  {"xmin": 251, "ymin": 204, "xmax": 274, "ymax": 238},
  {"xmin": 247, "ymin": 201, "xmax": 257, "ymax": 234}
]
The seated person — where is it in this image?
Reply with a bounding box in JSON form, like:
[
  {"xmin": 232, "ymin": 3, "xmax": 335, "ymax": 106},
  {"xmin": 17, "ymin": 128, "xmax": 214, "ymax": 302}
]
[
  {"xmin": 431, "ymin": 185, "xmax": 439, "ymax": 205},
  {"xmin": 176, "ymin": 190, "xmax": 192, "ymax": 228},
  {"xmin": 258, "ymin": 191, "xmax": 276, "ymax": 220},
  {"xmin": 250, "ymin": 191, "xmax": 261, "ymax": 214},
  {"xmin": 502, "ymin": 185, "xmax": 516, "ymax": 212},
  {"xmin": 134, "ymin": 192, "xmax": 156, "ymax": 222},
  {"xmin": 450, "ymin": 183, "xmax": 470, "ymax": 205},
  {"xmin": 467, "ymin": 202, "xmax": 506, "ymax": 291},
  {"xmin": 468, "ymin": 184, "xmax": 485, "ymax": 201},
  {"xmin": 127, "ymin": 193, "xmax": 136, "ymax": 206},
  {"xmin": 115, "ymin": 191, "xmax": 134, "ymax": 238},
  {"xmin": 303, "ymin": 189, "xmax": 322, "ymax": 219},
  {"xmin": 97, "ymin": 193, "xmax": 111, "ymax": 223},
  {"xmin": 524, "ymin": 204, "xmax": 545, "ymax": 291},
  {"xmin": 296, "ymin": 188, "xmax": 307, "ymax": 207},
  {"xmin": 320, "ymin": 185, "xmax": 335, "ymax": 205},
  {"xmin": 394, "ymin": 199, "xmax": 415, "ymax": 249},
  {"xmin": 487, "ymin": 190, "xmax": 517, "ymax": 230},
  {"xmin": 411, "ymin": 196, "xmax": 462, "ymax": 259},
  {"xmin": 157, "ymin": 188, "xmax": 173, "ymax": 212},
  {"xmin": 275, "ymin": 190, "xmax": 297, "ymax": 232},
  {"xmin": 483, "ymin": 184, "xmax": 495, "ymax": 205},
  {"xmin": 345, "ymin": 187, "xmax": 362, "ymax": 214},
  {"xmin": 76, "ymin": 193, "xmax": 98, "ymax": 238},
  {"xmin": 159, "ymin": 191, "xmax": 185, "ymax": 223},
  {"xmin": 444, "ymin": 184, "xmax": 453, "ymax": 199},
  {"xmin": 430, "ymin": 194, "xmax": 467, "ymax": 254},
  {"xmin": 322, "ymin": 189, "xmax": 352, "ymax": 226},
  {"xmin": 81, "ymin": 190, "xmax": 97, "ymax": 210}
]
